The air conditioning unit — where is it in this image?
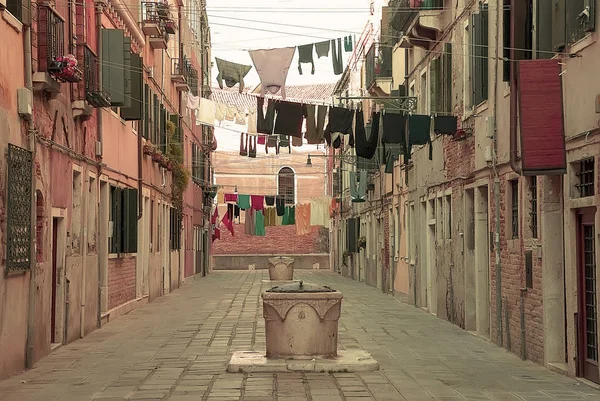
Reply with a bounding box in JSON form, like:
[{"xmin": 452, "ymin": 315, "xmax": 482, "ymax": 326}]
[{"xmin": 17, "ymin": 87, "xmax": 33, "ymax": 120}]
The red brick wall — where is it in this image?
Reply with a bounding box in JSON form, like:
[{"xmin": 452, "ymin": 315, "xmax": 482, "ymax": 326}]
[
  {"xmin": 213, "ymin": 225, "xmax": 324, "ymax": 255},
  {"xmin": 108, "ymin": 256, "xmax": 136, "ymax": 310}
]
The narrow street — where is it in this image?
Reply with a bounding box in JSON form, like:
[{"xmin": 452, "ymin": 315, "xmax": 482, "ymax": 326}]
[{"xmin": 0, "ymin": 271, "xmax": 597, "ymax": 401}]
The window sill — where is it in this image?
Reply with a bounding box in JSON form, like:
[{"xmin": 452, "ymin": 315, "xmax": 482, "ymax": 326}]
[
  {"xmin": 108, "ymin": 253, "xmax": 137, "ymax": 259},
  {"xmin": 2, "ymin": 10, "xmax": 23, "ymax": 33},
  {"xmin": 475, "ymin": 100, "xmax": 489, "ymax": 115},
  {"xmin": 568, "ymin": 32, "xmax": 597, "ymax": 55}
]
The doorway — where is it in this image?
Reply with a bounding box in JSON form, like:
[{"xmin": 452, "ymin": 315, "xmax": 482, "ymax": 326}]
[
  {"xmin": 577, "ymin": 208, "xmax": 599, "ymax": 384},
  {"xmin": 474, "ymin": 186, "xmax": 490, "ymax": 338},
  {"xmin": 50, "ymin": 216, "xmax": 66, "ymax": 346}
]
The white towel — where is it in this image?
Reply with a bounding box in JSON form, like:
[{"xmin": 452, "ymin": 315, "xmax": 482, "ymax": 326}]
[
  {"xmin": 215, "ymin": 102, "xmax": 227, "ymax": 121},
  {"xmin": 196, "ymin": 98, "xmax": 216, "ymax": 126},
  {"xmin": 187, "ymin": 94, "xmax": 200, "ymax": 109}
]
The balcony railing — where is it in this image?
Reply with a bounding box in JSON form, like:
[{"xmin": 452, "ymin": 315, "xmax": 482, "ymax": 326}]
[
  {"xmin": 38, "ymin": 6, "xmax": 82, "ymax": 83},
  {"xmin": 366, "ymin": 44, "xmax": 393, "ymax": 88},
  {"xmin": 76, "ymin": 43, "xmax": 110, "ymax": 107},
  {"xmin": 389, "ymin": 0, "xmax": 418, "ymax": 33},
  {"xmin": 142, "ymin": 2, "xmax": 173, "ymax": 36}
]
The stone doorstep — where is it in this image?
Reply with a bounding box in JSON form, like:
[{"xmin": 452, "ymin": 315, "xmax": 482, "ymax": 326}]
[
  {"xmin": 226, "ymin": 350, "xmax": 379, "ymax": 373},
  {"xmin": 260, "ymin": 279, "xmax": 301, "ymax": 285}
]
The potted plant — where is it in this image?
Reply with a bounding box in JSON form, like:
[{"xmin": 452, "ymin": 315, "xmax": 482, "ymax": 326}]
[
  {"xmin": 157, "ymin": 2, "xmax": 170, "ymax": 18},
  {"xmin": 342, "ymin": 250, "xmax": 349, "ymax": 267},
  {"xmin": 159, "ymin": 155, "xmax": 169, "ymax": 169},
  {"xmin": 143, "ymin": 143, "xmax": 155, "ymax": 156},
  {"xmin": 164, "ymin": 19, "xmax": 177, "ymax": 34},
  {"xmin": 152, "ymin": 150, "xmax": 162, "ymax": 163},
  {"xmin": 357, "ymin": 236, "xmax": 367, "ymax": 251}
]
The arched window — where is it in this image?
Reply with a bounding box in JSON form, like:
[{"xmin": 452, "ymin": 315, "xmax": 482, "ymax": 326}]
[{"xmin": 278, "ymin": 167, "xmax": 295, "ymax": 205}]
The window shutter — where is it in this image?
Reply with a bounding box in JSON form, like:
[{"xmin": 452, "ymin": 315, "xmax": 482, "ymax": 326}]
[
  {"xmin": 470, "ymin": 13, "xmax": 479, "ymax": 107},
  {"xmin": 120, "ymin": 54, "xmax": 143, "ymax": 120},
  {"xmin": 160, "ymin": 106, "xmax": 167, "ymax": 153},
  {"xmin": 123, "ymin": 188, "xmax": 138, "ymax": 253},
  {"xmin": 552, "ymin": 0, "xmax": 566, "ymax": 51},
  {"xmin": 101, "ymin": 29, "xmax": 125, "ymax": 106},
  {"xmin": 584, "ymin": 0, "xmax": 595, "ymax": 32},
  {"xmin": 120, "ymin": 36, "xmax": 132, "ymax": 108},
  {"xmin": 537, "ymin": 0, "xmax": 553, "ymax": 59},
  {"xmin": 142, "ymin": 84, "xmax": 149, "ymax": 138},
  {"xmin": 480, "ymin": 5, "xmax": 489, "ymax": 103},
  {"xmin": 442, "ymin": 43, "xmax": 452, "ymax": 113},
  {"xmin": 430, "ymin": 57, "xmax": 439, "ymax": 114},
  {"xmin": 503, "ymin": 0, "xmax": 511, "ymax": 80},
  {"xmin": 7, "ymin": 0, "xmax": 31, "ymax": 25},
  {"xmin": 153, "ymin": 93, "xmax": 159, "ymax": 144},
  {"xmin": 567, "ymin": 0, "xmax": 587, "ymax": 44},
  {"xmin": 115, "ymin": 187, "xmax": 123, "ymax": 254}
]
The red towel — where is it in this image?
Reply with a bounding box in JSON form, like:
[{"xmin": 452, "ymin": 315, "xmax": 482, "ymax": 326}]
[
  {"xmin": 224, "ymin": 193, "xmax": 238, "ymax": 203},
  {"xmin": 251, "ymin": 195, "xmax": 265, "ymax": 211},
  {"xmin": 257, "ymin": 135, "xmax": 266, "ymax": 145}
]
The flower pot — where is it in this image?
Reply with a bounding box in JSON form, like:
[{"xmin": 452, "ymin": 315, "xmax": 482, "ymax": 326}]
[
  {"xmin": 164, "ymin": 20, "xmax": 177, "ymax": 34},
  {"xmin": 152, "ymin": 153, "xmax": 162, "ymax": 163},
  {"xmin": 143, "ymin": 145, "xmax": 154, "ymax": 155},
  {"xmin": 166, "ymin": 161, "xmax": 173, "ymax": 171}
]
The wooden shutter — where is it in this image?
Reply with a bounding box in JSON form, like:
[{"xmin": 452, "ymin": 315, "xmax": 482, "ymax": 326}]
[
  {"xmin": 552, "ymin": 0, "xmax": 566, "ymax": 51},
  {"xmin": 584, "ymin": 0, "xmax": 595, "ymax": 32},
  {"xmin": 160, "ymin": 106, "xmax": 167, "ymax": 153},
  {"xmin": 120, "ymin": 36, "xmax": 132, "ymax": 108},
  {"xmin": 142, "ymin": 84, "xmax": 149, "ymax": 138},
  {"xmin": 121, "ymin": 54, "xmax": 143, "ymax": 120},
  {"xmin": 123, "ymin": 188, "xmax": 138, "ymax": 253},
  {"xmin": 537, "ymin": 0, "xmax": 554, "ymax": 59},
  {"xmin": 470, "ymin": 13, "xmax": 479, "ymax": 107},
  {"xmin": 472, "ymin": 6, "xmax": 489, "ymax": 106},
  {"xmin": 101, "ymin": 29, "xmax": 125, "ymax": 105},
  {"xmin": 480, "ymin": 5, "xmax": 489, "ymax": 103},
  {"xmin": 111, "ymin": 186, "xmax": 123, "ymax": 254},
  {"xmin": 429, "ymin": 57, "xmax": 440, "ymax": 114},
  {"xmin": 170, "ymin": 114, "xmax": 181, "ymax": 152},
  {"xmin": 153, "ymin": 93, "xmax": 159, "ymax": 144},
  {"xmin": 442, "ymin": 43, "xmax": 452, "ymax": 113},
  {"xmin": 7, "ymin": 0, "xmax": 31, "ymax": 25}
]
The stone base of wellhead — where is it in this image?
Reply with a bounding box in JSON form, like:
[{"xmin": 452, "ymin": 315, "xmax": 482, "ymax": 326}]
[
  {"xmin": 226, "ymin": 350, "xmax": 379, "ymax": 373},
  {"xmin": 261, "ymin": 279, "xmax": 300, "ymax": 285}
]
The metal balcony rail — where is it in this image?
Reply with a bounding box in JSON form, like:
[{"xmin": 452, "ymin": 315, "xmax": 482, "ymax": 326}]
[
  {"xmin": 77, "ymin": 43, "xmax": 110, "ymax": 107},
  {"xmin": 142, "ymin": 1, "xmax": 171, "ymax": 24}
]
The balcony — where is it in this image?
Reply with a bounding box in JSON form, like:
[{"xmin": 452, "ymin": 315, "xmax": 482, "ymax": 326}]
[
  {"xmin": 365, "ymin": 44, "xmax": 393, "ymax": 96},
  {"xmin": 149, "ymin": 29, "xmax": 169, "ymax": 50},
  {"xmin": 75, "ymin": 43, "xmax": 110, "ymax": 108},
  {"xmin": 142, "ymin": 1, "xmax": 171, "ymax": 36},
  {"xmin": 393, "ymin": 0, "xmax": 447, "ymax": 50},
  {"xmin": 389, "ymin": 0, "xmax": 418, "ymax": 34}
]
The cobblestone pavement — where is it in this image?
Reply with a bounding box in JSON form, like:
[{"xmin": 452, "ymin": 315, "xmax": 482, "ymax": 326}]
[{"xmin": 1, "ymin": 270, "xmax": 599, "ymax": 401}]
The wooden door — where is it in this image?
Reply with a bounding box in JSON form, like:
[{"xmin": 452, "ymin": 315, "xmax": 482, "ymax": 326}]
[{"xmin": 51, "ymin": 218, "xmax": 58, "ymax": 343}]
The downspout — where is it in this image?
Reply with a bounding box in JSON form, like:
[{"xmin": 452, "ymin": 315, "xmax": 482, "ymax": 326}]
[
  {"xmin": 96, "ymin": 1, "xmax": 104, "ymax": 329},
  {"xmin": 509, "ymin": 2, "xmax": 520, "ymax": 174},
  {"xmin": 493, "ymin": 0, "xmax": 503, "ymax": 345},
  {"xmin": 25, "ymin": 16, "xmax": 37, "ymax": 371},
  {"xmin": 177, "ymin": 4, "xmax": 182, "ymax": 288}
]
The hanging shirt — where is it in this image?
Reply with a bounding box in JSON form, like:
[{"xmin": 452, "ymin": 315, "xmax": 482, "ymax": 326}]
[
  {"xmin": 257, "ymin": 135, "xmax": 267, "ymax": 145},
  {"xmin": 274, "ymin": 101, "xmax": 308, "ymax": 138},
  {"xmin": 297, "ymin": 43, "xmax": 315, "ymax": 75},
  {"xmin": 315, "ymin": 40, "xmax": 330, "ymax": 58},
  {"xmin": 350, "ymin": 171, "xmax": 367, "ymax": 203},
  {"xmin": 257, "ymin": 97, "xmax": 276, "ymax": 135},
  {"xmin": 296, "ymin": 203, "xmax": 312, "ymax": 235},
  {"xmin": 245, "ymin": 208, "xmax": 253, "ymax": 235},
  {"xmin": 217, "ymin": 192, "xmax": 224, "ymax": 204},
  {"xmin": 292, "ymin": 136, "xmax": 303, "ymax": 147},
  {"xmin": 225, "ymin": 106, "xmax": 237, "ymax": 121},
  {"xmin": 215, "ymin": 102, "xmax": 226, "ymax": 122},
  {"xmin": 221, "ymin": 209, "xmax": 234, "ymax": 237},
  {"xmin": 265, "ymin": 196, "xmax": 275, "ymax": 206},
  {"xmin": 355, "ymin": 111, "xmax": 379, "ymax": 159},
  {"xmin": 248, "ymin": 110, "xmax": 258, "ymax": 134},
  {"xmin": 265, "ymin": 207, "xmax": 276, "ymax": 226},
  {"xmin": 382, "ymin": 113, "xmax": 407, "ymax": 145},
  {"xmin": 331, "ymin": 38, "xmax": 344, "ymax": 75},
  {"xmin": 224, "ymin": 193, "xmax": 238, "ymax": 203},
  {"xmin": 251, "ymin": 195, "xmax": 264, "ymax": 211},
  {"xmin": 344, "ymin": 36, "xmax": 353, "ymax": 52},
  {"xmin": 278, "ymin": 135, "xmax": 291, "ymax": 154},
  {"xmin": 249, "ymin": 47, "xmax": 296, "ymax": 99},
  {"xmin": 305, "ymin": 105, "xmax": 328, "ymax": 144},
  {"xmin": 215, "ymin": 57, "xmax": 252, "ymax": 93},
  {"xmin": 276, "ymin": 197, "xmax": 286, "ymax": 216},
  {"xmin": 407, "ymin": 114, "xmax": 433, "ymax": 161},
  {"xmin": 325, "ymin": 107, "xmax": 354, "ymax": 147},
  {"xmin": 196, "ymin": 98, "xmax": 216, "ymax": 127},
  {"xmin": 237, "ymin": 194, "xmax": 251, "ymax": 210},
  {"xmin": 266, "ymin": 135, "xmax": 280, "ymax": 155},
  {"xmin": 255, "ymin": 211, "xmax": 266, "ymax": 236},
  {"xmin": 309, "ymin": 197, "xmax": 330, "ymax": 227},
  {"xmin": 385, "ymin": 144, "xmax": 402, "ymax": 173}
]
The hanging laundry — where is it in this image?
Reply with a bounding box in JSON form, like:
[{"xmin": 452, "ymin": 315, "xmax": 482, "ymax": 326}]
[
  {"xmin": 248, "ymin": 47, "xmax": 295, "ymax": 99},
  {"xmin": 297, "ymin": 43, "xmax": 315, "ymax": 75},
  {"xmin": 275, "ymin": 213, "xmax": 283, "ymax": 226},
  {"xmin": 305, "ymin": 105, "xmax": 328, "ymax": 144},
  {"xmin": 217, "ymin": 192, "xmax": 224, "ymax": 204},
  {"xmin": 187, "ymin": 93, "xmax": 200, "ymax": 109},
  {"xmin": 251, "ymin": 195, "xmax": 264, "ymax": 211},
  {"xmin": 248, "ymin": 110, "xmax": 258, "ymax": 134},
  {"xmin": 350, "ymin": 170, "xmax": 367, "ymax": 202},
  {"xmin": 234, "ymin": 205, "xmax": 240, "ymax": 222},
  {"xmin": 276, "ymin": 197, "xmax": 286, "ymax": 216},
  {"xmin": 331, "ymin": 38, "xmax": 344, "ymax": 75},
  {"xmin": 211, "ymin": 208, "xmax": 220, "ymax": 242},
  {"xmin": 325, "ymin": 107, "xmax": 354, "ymax": 148},
  {"xmin": 248, "ymin": 135, "xmax": 257, "ymax": 158},
  {"xmin": 225, "ymin": 106, "xmax": 237, "ymax": 121},
  {"xmin": 196, "ymin": 98, "xmax": 216, "ymax": 127},
  {"xmin": 222, "ymin": 208, "xmax": 234, "ymax": 236},
  {"xmin": 244, "ymin": 208, "xmax": 253, "ymax": 235},
  {"xmin": 407, "ymin": 114, "xmax": 433, "ymax": 160},
  {"xmin": 315, "ymin": 40, "xmax": 330, "ymax": 58},
  {"xmin": 235, "ymin": 111, "xmax": 247, "ymax": 125},
  {"xmin": 385, "ymin": 144, "xmax": 402, "ymax": 173},
  {"xmin": 215, "ymin": 102, "xmax": 226, "ymax": 122},
  {"xmin": 266, "ymin": 135, "xmax": 279, "ymax": 154},
  {"xmin": 355, "ymin": 110, "xmax": 379, "ymax": 159},
  {"xmin": 265, "ymin": 207, "xmax": 277, "ymax": 226},
  {"xmin": 282, "ymin": 205, "xmax": 295, "ymax": 225},
  {"xmin": 265, "ymin": 196, "xmax": 275, "ymax": 206},
  {"xmin": 292, "ymin": 136, "xmax": 303, "ymax": 147},
  {"xmin": 215, "ymin": 57, "xmax": 252, "ymax": 93},
  {"xmin": 239, "ymin": 133, "xmax": 248, "ymax": 156},
  {"xmin": 255, "ymin": 211, "xmax": 266, "ymax": 236},
  {"xmin": 257, "ymin": 97, "xmax": 276, "ymax": 135},
  {"xmin": 274, "ymin": 101, "xmax": 307, "ymax": 138},
  {"xmin": 237, "ymin": 194, "xmax": 251, "ymax": 210},
  {"xmin": 344, "ymin": 36, "xmax": 353, "ymax": 52},
  {"xmin": 296, "ymin": 203, "xmax": 312, "ymax": 235},
  {"xmin": 382, "ymin": 112, "xmax": 407, "ymax": 145},
  {"xmin": 434, "ymin": 116, "xmax": 458, "ymax": 135},
  {"xmin": 309, "ymin": 197, "xmax": 330, "ymax": 227},
  {"xmin": 257, "ymin": 135, "xmax": 266, "ymax": 145},
  {"xmin": 224, "ymin": 193, "xmax": 238, "ymax": 203},
  {"xmin": 278, "ymin": 135, "xmax": 291, "ymax": 154}
]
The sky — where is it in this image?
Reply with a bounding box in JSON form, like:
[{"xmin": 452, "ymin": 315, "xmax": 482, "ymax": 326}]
[{"xmin": 206, "ymin": 0, "xmax": 372, "ymax": 89}]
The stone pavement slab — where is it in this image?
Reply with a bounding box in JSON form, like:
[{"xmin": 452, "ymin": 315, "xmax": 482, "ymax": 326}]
[{"xmin": 0, "ymin": 270, "xmax": 598, "ymax": 401}]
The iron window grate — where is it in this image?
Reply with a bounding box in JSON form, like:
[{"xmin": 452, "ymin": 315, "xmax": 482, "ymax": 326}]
[
  {"xmin": 576, "ymin": 158, "xmax": 595, "ymax": 198},
  {"xmin": 584, "ymin": 224, "xmax": 598, "ymax": 362},
  {"xmin": 511, "ymin": 180, "xmax": 519, "ymax": 239},
  {"xmin": 530, "ymin": 176, "xmax": 537, "ymax": 238}
]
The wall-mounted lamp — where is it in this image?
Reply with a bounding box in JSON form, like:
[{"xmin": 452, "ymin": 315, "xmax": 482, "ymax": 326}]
[{"xmin": 306, "ymin": 155, "xmax": 313, "ymax": 167}]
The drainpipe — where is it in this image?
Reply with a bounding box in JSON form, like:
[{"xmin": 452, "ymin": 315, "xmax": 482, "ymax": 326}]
[
  {"xmin": 96, "ymin": 0, "xmax": 104, "ymax": 329},
  {"xmin": 509, "ymin": 2, "xmax": 521, "ymax": 174},
  {"xmin": 493, "ymin": 0, "xmax": 503, "ymax": 345},
  {"xmin": 24, "ymin": 18, "xmax": 37, "ymax": 371}
]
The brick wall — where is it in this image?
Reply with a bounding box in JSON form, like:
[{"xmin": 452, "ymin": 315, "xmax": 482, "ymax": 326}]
[
  {"xmin": 108, "ymin": 256, "xmax": 137, "ymax": 310},
  {"xmin": 213, "ymin": 225, "xmax": 325, "ymax": 255}
]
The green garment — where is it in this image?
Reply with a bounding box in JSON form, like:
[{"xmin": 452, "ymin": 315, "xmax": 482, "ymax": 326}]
[
  {"xmin": 215, "ymin": 57, "xmax": 252, "ymax": 93},
  {"xmin": 282, "ymin": 206, "xmax": 296, "ymax": 225},
  {"xmin": 406, "ymin": 115, "xmax": 433, "ymax": 161},
  {"xmin": 385, "ymin": 144, "xmax": 402, "ymax": 174},
  {"xmin": 255, "ymin": 211, "xmax": 266, "ymax": 236},
  {"xmin": 237, "ymin": 194, "xmax": 251, "ymax": 210}
]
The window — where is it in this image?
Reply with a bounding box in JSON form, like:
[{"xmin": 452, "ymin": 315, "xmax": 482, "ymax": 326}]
[
  {"xmin": 88, "ymin": 176, "xmax": 97, "ymax": 254},
  {"xmin": 38, "ymin": 5, "xmax": 65, "ymax": 74},
  {"xmin": 109, "ymin": 185, "xmax": 138, "ymax": 254},
  {"xmin": 170, "ymin": 208, "xmax": 181, "ymax": 250},
  {"xmin": 471, "ymin": 3, "xmax": 489, "ymax": 106},
  {"xmin": 420, "ymin": 69, "xmax": 428, "ymax": 114},
  {"xmin": 576, "ymin": 158, "xmax": 595, "ymax": 198},
  {"xmin": 552, "ymin": 0, "xmax": 596, "ymax": 52},
  {"xmin": 430, "ymin": 43, "xmax": 453, "ymax": 114},
  {"xmin": 511, "ymin": 180, "xmax": 519, "ymax": 239},
  {"xmin": 463, "ymin": 21, "xmax": 472, "ymax": 109},
  {"xmin": 192, "ymin": 142, "xmax": 204, "ymax": 185},
  {"xmin": 72, "ymin": 170, "xmax": 82, "ymax": 254},
  {"xmin": 278, "ymin": 167, "xmax": 295, "ymax": 205},
  {"xmin": 530, "ymin": 176, "xmax": 538, "ymax": 238},
  {"xmin": 6, "ymin": 0, "xmax": 31, "ymax": 24},
  {"xmin": 445, "ymin": 194, "xmax": 452, "ymax": 239}
]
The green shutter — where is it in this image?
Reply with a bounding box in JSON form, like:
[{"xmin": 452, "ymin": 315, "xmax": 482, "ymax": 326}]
[
  {"xmin": 160, "ymin": 106, "xmax": 167, "ymax": 153},
  {"xmin": 470, "ymin": 13, "xmax": 479, "ymax": 107},
  {"xmin": 472, "ymin": 6, "xmax": 489, "ymax": 106},
  {"xmin": 112, "ymin": 186, "xmax": 123, "ymax": 254},
  {"xmin": 153, "ymin": 94, "xmax": 159, "ymax": 144},
  {"xmin": 142, "ymin": 84, "xmax": 149, "ymax": 138},
  {"xmin": 537, "ymin": 0, "xmax": 554, "ymax": 59},
  {"xmin": 120, "ymin": 36, "xmax": 132, "ymax": 108},
  {"xmin": 552, "ymin": 0, "xmax": 566, "ymax": 51},
  {"xmin": 121, "ymin": 54, "xmax": 143, "ymax": 120},
  {"xmin": 101, "ymin": 29, "xmax": 125, "ymax": 106},
  {"xmin": 584, "ymin": 0, "xmax": 595, "ymax": 32},
  {"xmin": 567, "ymin": 0, "xmax": 586, "ymax": 44},
  {"xmin": 123, "ymin": 188, "xmax": 138, "ymax": 253},
  {"xmin": 480, "ymin": 5, "xmax": 489, "ymax": 103},
  {"xmin": 170, "ymin": 114, "xmax": 181, "ymax": 153},
  {"xmin": 442, "ymin": 43, "xmax": 452, "ymax": 113},
  {"xmin": 430, "ymin": 57, "xmax": 440, "ymax": 114}
]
